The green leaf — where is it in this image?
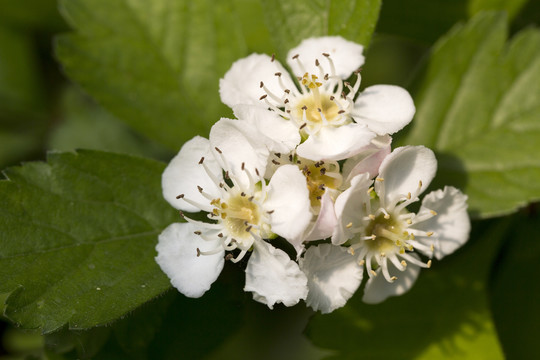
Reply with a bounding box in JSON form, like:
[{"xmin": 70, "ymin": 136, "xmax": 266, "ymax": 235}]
[
  {"xmin": 55, "ymin": 0, "xmax": 248, "ymax": 150},
  {"xmin": 489, "ymin": 208, "xmax": 540, "ymax": 359},
  {"xmin": 49, "ymin": 87, "xmax": 171, "ymax": 160},
  {"xmin": 402, "ymin": 12, "xmax": 540, "ymax": 218},
  {"xmin": 306, "ymin": 219, "xmax": 509, "ymax": 359},
  {"xmin": 260, "ymin": 0, "xmax": 382, "ymax": 56},
  {"xmin": 468, "ymin": 0, "xmax": 529, "ymax": 21},
  {"xmin": 0, "ymin": 150, "xmax": 177, "ymax": 333}
]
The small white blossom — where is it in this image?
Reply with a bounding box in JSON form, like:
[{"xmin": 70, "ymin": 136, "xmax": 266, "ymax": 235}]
[
  {"xmin": 219, "ymin": 36, "xmax": 415, "ymax": 161},
  {"xmin": 301, "ymin": 146, "xmax": 470, "ymax": 312},
  {"xmin": 156, "ymin": 120, "xmax": 312, "ymax": 308}
]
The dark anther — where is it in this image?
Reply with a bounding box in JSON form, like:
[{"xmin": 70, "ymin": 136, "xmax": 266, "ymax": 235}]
[
  {"xmin": 267, "ymin": 210, "xmax": 275, "ymax": 214},
  {"xmin": 225, "ymin": 254, "xmax": 234, "ymax": 261},
  {"xmin": 248, "ymin": 196, "xmax": 254, "ymax": 202},
  {"xmin": 241, "ymin": 192, "xmax": 246, "ymax": 197},
  {"xmin": 299, "ymin": 123, "xmax": 307, "ymax": 129},
  {"xmin": 241, "ymin": 162, "xmax": 245, "ymax": 170},
  {"xmin": 196, "ymin": 248, "xmax": 201, "ymax": 257},
  {"xmin": 320, "ymin": 168, "xmax": 327, "ymax": 175},
  {"xmin": 284, "ymin": 99, "xmax": 289, "ymax": 104},
  {"xmin": 301, "ymin": 105, "xmax": 308, "ymax": 110},
  {"xmin": 176, "ymin": 194, "xmax": 185, "ymax": 199},
  {"xmin": 218, "ymin": 233, "xmax": 224, "ymax": 237},
  {"xmin": 322, "ymin": 53, "xmax": 330, "ymax": 57},
  {"xmin": 324, "ymin": 74, "xmax": 329, "ymax": 80},
  {"xmin": 260, "ymin": 81, "xmax": 264, "ymax": 88},
  {"xmin": 245, "ymin": 225, "xmax": 252, "ymax": 232},
  {"xmin": 284, "ymin": 89, "xmax": 290, "ymax": 94},
  {"xmin": 197, "ymin": 185, "xmax": 203, "ymax": 193},
  {"xmin": 288, "ymin": 154, "xmax": 294, "ymax": 162},
  {"xmin": 315, "ymin": 59, "xmax": 320, "ymax": 66},
  {"xmin": 215, "ymin": 147, "xmax": 223, "ymax": 154},
  {"xmin": 198, "ymin": 157, "xmax": 204, "ymax": 164},
  {"xmin": 255, "ymin": 168, "xmax": 260, "ymax": 176},
  {"xmin": 292, "ymin": 54, "xmax": 299, "ymax": 59},
  {"xmin": 179, "ymin": 211, "xmax": 185, "ymax": 218},
  {"xmin": 194, "ymin": 231, "xmax": 202, "ymax": 235},
  {"xmin": 259, "ymin": 94, "xmax": 267, "ymax": 100},
  {"xmin": 275, "ymin": 153, "xmax": 281, "ymax": 158},
  {"xmin": 338, "ymin": 110, "xmax": 345, "ymax": 114},
  {"xmin": 271, "ymin": 53, "xmax": 275, "ymax": 62},
  {"xmin": 272, "ymin": 159, "xmax": 280, "ymax": 165},
  {"xmin": 317, "ymin": 108, "xmax": 322, "ymax": 112},
  {"xmin": 275, "ymin": 72, "xmax": 281, "ymax": 77}
]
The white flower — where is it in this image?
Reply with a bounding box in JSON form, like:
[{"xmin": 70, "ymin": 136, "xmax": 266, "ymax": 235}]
[
  {"xmin": 301, "ymin": 146, "xmax": 470, "ymax": 312},
  {"xmin": 156, "ymin": 121, "xmax": 312, "ymax": 308},
  {"xmin": 219, "ymin": 36, "xmax": 415, "ymax": 161}
]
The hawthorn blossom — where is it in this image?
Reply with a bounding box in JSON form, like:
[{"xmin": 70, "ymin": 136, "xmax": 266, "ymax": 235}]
[
  {"xmin": 219, "ymin": 36, "xmax": 415, "ymax": 161},
  {"xmin": 156, "ymin": 120, "xmax": 312, "ymax": 308},
  {"xmin": 300, "ymin": 146, "xmax": 470, "ymax": 312}
]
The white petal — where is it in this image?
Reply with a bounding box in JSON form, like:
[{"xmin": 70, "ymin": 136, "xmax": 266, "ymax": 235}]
[
  {"xmin": 209, "ymin": 118, "xmax": 269, "ymax": 187},
  {"xmin": 244, "ymin": 240, "xmax": 308, "ymax": 309},
  {"xmin": 304, "ymin": 190, "xmax": 338, "ymax": 241},
  {"xmin": 296, "ymin": 123, "xmax": 376, "ymax": 161},
  {"xmin": 219, "ymin": 53, "xmax": 296, "ymax": 108},
  {"xmin": 353, "ymin": 85, "xmax": 415, "ymax": 135},
  {"xmin": 156, "ymin": 223, "xmax": 224, "ymax": 298},
  {"xmin": 342, "ymin": 135, "xmax": 392, "ymax": 186},
  {"xmin": 300, "ymin": 244, "xmax": 363, "ymax": 313},
  {"xmin": 376, "ymin": 146, "xmax": 437, "ymax": 208},
  {"xmin": 413, "ymin": 186, "xmax": 470, "ymax": 260},
  {"xmin": 265, "ymin": 165, "xmax": 311, "ymax": 255},
  {"xmin": 233, "ymin": 104, "xmax": 300, "ymax": 153},
  {"xmin": 287, "ymin": 36, "xmax": 365, "ymax": 78},
  {"xmin": 332, "ymin": 173, "xmax": 372, "ymax": 245},
  {"xmin": 362, "ymin": 254, "xmax": 421, "ymax": 304},
  {"xmin": 162, "ymin": 136, "xmax": 222, "ymax": 212}
]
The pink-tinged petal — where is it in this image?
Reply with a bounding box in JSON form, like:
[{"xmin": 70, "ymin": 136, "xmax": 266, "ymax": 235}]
[
  {"xmin": 304, "ymin": 190, "xmax": 338, "ymax": 241},
  {"xmin": 300, "ymin": 244, "xmax": 363, "ymax": 313},
  {"xmin": 353, "ymin": 85, "xmax": 415, "ymax": 135},
  {"xmin": 362, "ymin": 253, "xmax": 421, "ymax": 304},
  {"xmin": 296, "ymin": 123, "xmax": 376, "ymax": 161},
  {"xmin": 332, "ymin": 173, "xmax": 372, "ymax": 245},
  {"xmin": 287, "ymin": 36, "xmax": 365, "ymax": 78},
  {"xmin": 245, "ymin": 240, "xmax": 308, "ymax": 309},
  {"xmin": 162, "ymin": 136, "xmax": 222, "ymax": 212},
  {"xmin": 265, "ymin": 165, "xmax": 311, "ymax": 255},
  {"xmin": 219, "ymin": 53, "xmax": 296, "ymax": 108},
  {"xmin": 413, "ymin": 186, "xmax": 470, "ymax": 260},
  {"xmin": 209, "ymin": 118, "xmax": 269, "ymax": 186},
  {"xmin": 342, "ymin": 135, "xmax": 392, "ymax": 186},
  {"xmin": 156, "ymin": 223, "xmax": 224, "ymax": 298},
  {"xmin": 233, "ymin": 104, "xmax": 300, "ymax": 153},
  {"xmin": 376, "ymin": 146, "xmax": 437, "ymax": 208}
]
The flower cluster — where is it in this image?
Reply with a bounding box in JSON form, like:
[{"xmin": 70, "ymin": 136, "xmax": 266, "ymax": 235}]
[{"xmin": 156, "ymin": 36, "xmax": 470, "ymax": 313}]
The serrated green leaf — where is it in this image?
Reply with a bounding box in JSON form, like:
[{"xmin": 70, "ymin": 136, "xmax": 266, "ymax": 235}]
[
  {"xmin": 402, "ymin": 12, "xmax": 540, "ymax": 218},
  {"xmin": 260, "ymin": 0, "xmax": 381, "ymax": 56},
  {"xmin": 55, "ymin": 0, "xmax": 248, "ymax": 150},
  {"xmin": 489, "ymin": 209, "xmax": 540, "ymax": 359},
  {"xmin": 0, "ymin": 150, "xmax": 176, "ymax": 333},
  {"xmin": 306, "ymin": 219, "xmax": 509, "ymax": 360}
]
